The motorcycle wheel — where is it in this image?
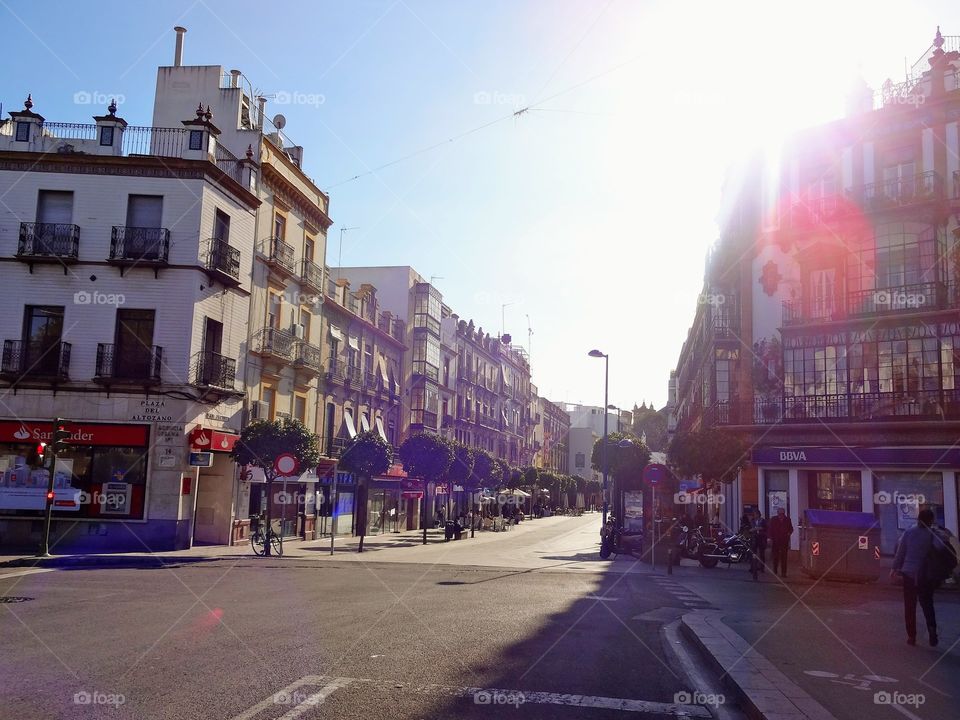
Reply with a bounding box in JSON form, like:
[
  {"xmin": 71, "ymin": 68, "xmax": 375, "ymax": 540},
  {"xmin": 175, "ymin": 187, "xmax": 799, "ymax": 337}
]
[{"xmin": 698, "ymin": 547, "xmax": 719, "ymax": 569}]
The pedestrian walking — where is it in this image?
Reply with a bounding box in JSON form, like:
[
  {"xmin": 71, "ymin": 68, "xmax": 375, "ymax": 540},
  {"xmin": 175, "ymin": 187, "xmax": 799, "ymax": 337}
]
[
  {"xmin": 752, "ymin": 510, "xmax": 768, "ymax": 573},
  {"xmin": 768, "ymin": 508, "xmax": 793, "ymax": 577},
  {"xmin": 891, "ymin": 508, "xmax": 951, "ymax": 646}
]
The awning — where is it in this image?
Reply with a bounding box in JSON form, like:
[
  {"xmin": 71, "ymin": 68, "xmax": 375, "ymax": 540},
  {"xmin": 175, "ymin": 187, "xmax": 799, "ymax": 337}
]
[
  {"xmin": 375, "ymin": 416, "xmax": 388, "ymax": 442},
  {"xmin": 501, "ymin": 409, "xmax": 508, "ymax": 423},
  {"xmin": 348, "ymin": 335, "xmax": 360, "ymax": 351},
  {"xmin": 360, "ymin": 413, "xmax": 371, "ymax": 432},
  {"xmin": 377, "ymin": 355, "xmax": 389, "ymax": 384},
  {"xmin": 329, "ymin": 324, "xmax": 343, "ymax": 342},
  {"xmin": 343, "ymin": 409, "xmax": 357, "ymax": 438}
]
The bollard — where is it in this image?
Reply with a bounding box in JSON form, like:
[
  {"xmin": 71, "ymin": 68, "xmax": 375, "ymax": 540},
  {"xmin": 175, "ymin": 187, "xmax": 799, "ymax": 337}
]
[{"xmin": 667, "ymin": 547, "xmax": 673, "ymax": 575}]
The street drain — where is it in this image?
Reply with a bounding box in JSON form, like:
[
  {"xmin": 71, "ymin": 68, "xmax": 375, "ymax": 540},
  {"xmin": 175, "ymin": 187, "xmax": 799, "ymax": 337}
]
[{"xmin": 0, "ymin": 596, "xmax": 34, "ymax": 603}]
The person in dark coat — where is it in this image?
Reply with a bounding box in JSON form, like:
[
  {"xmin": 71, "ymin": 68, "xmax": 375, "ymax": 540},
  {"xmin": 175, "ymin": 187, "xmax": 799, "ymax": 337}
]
[
  {"xmin": 752, "ymin": 511, "xmax": 768, "ymax": 573},
  {"xmin": 892, "ymin": 508, "xmax": 944, "ymax": 646},
  {"xmin": 768, "ymin": 508, "xmax": 793, "ymax": 577}
]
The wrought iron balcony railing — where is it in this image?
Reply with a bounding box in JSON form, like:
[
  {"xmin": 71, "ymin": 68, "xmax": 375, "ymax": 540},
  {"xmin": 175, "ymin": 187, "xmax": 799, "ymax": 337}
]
[
  {"xmin": 265, "ymin": 237, "xmax": 296, "ymax": 275},
  {"xmin": 1, "ymin": 340, "xmax": 71, "ymax": 380},
  {"xmin": 300, "ymin": 259, "xmax": 324, "ymax": 292},
  {"xmin": 205, "ymin": 237, "xmax": 240, "ymax": 283},
  {"xmin": 852, "ymin": 171, "xmax": 943, "ymax": 211},
  {"xmin": 753, "ymin": 390, "xmax": 960, "ymax": 424},
  {"xmin": 847, "ymin": 281, "xmax": 946, "ymax": 317},
  {"xmin": 109, "ymin": 226, "xmax": 170, "ymax": 264},
  {"xmin": 17, "ymin": 222, "xmax": 80, "ymax": 260},
  {"xmin": 254, "ymin": 327, "xmax": 295, "ymax": 360},
  {"xmin": 293, "ymin": 341, "xmax": 322, "ymax": 373},
  {"xmin": 191, "ymin": 350, "xmax": 237, "ymax": 389},
  {"xmin": 94, "ymin": 343, "xmax": 162, "ymax": 382}
]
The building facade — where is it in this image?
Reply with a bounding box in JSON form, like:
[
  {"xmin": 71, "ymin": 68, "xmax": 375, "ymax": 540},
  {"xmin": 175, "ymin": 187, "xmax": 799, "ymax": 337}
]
[
  {"xmin": 670, "ymin": 29, "xmax": 960, "ymax": 549},
  {"xmin": 0, "ymin": 94, "xmax": 257, "ymax": 551}
]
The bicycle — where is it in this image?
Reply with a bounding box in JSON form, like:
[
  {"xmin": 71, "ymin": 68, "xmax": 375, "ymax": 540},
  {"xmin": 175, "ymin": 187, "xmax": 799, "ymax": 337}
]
[{"xmin": 250, "ymin": 514, "xmax": 283, "ymax": 557}]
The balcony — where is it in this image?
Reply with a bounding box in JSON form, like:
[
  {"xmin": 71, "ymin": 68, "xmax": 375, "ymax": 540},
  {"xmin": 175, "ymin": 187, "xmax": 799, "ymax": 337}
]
[
  {"xmin": 94, "ymin": 343, "xmax": 162, "ymax": 383},
  {"xmin": 324, "ymin": 358, "xmax": 344, "ymax": 383},
  {"xmin": 300, "ymin": 259, "xmax": 324, "ymax": 294},
  {"xmin": 293, "ymin": 340, "xmax": 322, "ymax": 374},
  {"xmin": 109, "ymin": 226, "xmax": 170, "ymax": 276},
  {"xmin": 782, "ymin": 298, "xmax": 841, "ymax": 326},
  {"xmin": 847, "ymin": 282, "xmax": 946, "ymax": 318},
  {"xmin": 17, "ymin": 223, "xmax": 80, "ymax": 273},
  {"xmin": 264, "ymin": 237, "xmax": 296, "ymax": 277},
  {"xmin": 191, "ymin": 350, "xmax": 237, "ymax": 391},
  {"xmin": 253, "ymin": 327, "xmax": 295, "ymax": 361},
  {"xmin": 754, "ymin": 390, "xmax": 960, "ymax": 424},
  {"xmin": 0, "ymin": 340, "xmax": 71, "ymax": 381},
  {"xmin": 363, "ymin": 371, "xmax": 379, "ymax": 391},
  {"xmin": 851, "ymin": 172, "xmax": 943, "ymax": 213},
  {"xmin": 344, "ymin": 364, "xmax": 361, "ymax": 385},
  {"xmin": 204, "ymin": 238, "xmax": 241, "ymax": 287},
  {"xmin": 412, "ymin": 360, "xmax": 439, "ymax": 382},
  {"xmin": 788, "ymin": 194, "xmax": 852, "ymax": 229}
]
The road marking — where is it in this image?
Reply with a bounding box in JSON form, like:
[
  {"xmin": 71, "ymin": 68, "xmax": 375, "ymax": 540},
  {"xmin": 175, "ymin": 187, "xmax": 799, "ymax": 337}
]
[
  {"xmin": 585, "ymin": 595, "xmax": 618, "ymax": 601},
  {"xmin": 238, "ymin": 675, "xmax": 712, "ymax": 718},
  {"xmin": 0, "ymin": 568, "xmax": 55, "ymax": 580}
]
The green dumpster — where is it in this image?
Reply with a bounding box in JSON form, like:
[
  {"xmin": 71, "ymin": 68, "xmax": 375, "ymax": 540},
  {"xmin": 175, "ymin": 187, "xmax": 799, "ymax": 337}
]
[{"xmin": 799, "ymin": 509, "xmax": 882, "ymax": 582}]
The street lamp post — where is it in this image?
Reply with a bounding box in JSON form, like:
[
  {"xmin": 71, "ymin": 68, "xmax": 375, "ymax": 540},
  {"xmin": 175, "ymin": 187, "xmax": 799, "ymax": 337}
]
[
  {"xmin": 588, "ymin": 350, "xmax": 609, "ymax": 526},
  {"xmin": 607, "ymin": 404, "xmax": 622, "ymax": 433}
]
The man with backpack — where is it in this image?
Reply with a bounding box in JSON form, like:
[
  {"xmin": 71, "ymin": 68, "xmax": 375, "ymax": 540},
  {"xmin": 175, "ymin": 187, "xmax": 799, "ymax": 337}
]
[{"xmin": 891, "ymin": 508, "xmax": 957, "ymax": 647}]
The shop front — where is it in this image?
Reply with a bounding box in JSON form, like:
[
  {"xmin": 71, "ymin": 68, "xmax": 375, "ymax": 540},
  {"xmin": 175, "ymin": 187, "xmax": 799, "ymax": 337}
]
[
  {"xmin": 188, "ymin": 426, "xmax": 241, "ymax": 547},
  {"xmin": 367, "ymin": 463, "xmax": 410, "ymax": 534},
  {"xmin": 318, "ymin": 471, "xmax": 355, "ymax": 536},
  {"xmin": 754, "ymin": 445, "xmax": 960, "ymax": 553},
  {"xmin": 0, "ymin": 420, "xmax": 155, "ymax": 551}
]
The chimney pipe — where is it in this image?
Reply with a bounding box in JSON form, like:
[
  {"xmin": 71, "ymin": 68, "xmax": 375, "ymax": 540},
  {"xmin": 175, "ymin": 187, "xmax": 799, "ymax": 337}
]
[
  {"xmin": 173, "ymin": 26, "xmax": 187, "ymax": 66},
  {"xmin": 230, "ymin": 69, "xmax": 241, "ymax": 88},
  {"xmin": 256, "ymin": 96, "xmax": 267, "ymax": 129}
]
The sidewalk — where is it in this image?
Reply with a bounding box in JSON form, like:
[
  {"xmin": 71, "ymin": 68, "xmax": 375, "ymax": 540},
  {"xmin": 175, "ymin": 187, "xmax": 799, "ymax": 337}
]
[{"xmin": 0, "ymin": 518, "xmax": 545, "ymax": 568}]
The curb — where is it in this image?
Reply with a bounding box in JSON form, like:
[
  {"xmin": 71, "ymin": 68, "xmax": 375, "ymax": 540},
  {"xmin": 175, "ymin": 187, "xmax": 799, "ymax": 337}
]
[
  {"xmin": 681, "ymin": 611, "xmax": 837, "ymax": 720},
  {"xmin": 0, "ymin": 554, "xmax": 224, "ymax": 569}
]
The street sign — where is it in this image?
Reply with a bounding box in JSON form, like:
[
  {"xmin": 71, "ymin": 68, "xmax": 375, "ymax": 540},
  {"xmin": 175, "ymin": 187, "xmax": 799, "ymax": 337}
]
[
  {"xmin": 874, "ymin": 546, "xmax": 881, "ymax": 560},
  {"xmin": 858, "ymin": 535, "xmax": 868, "ymax": 550},
  {"xmin": 812, "ymin": 541, "xmax": 820, "ymax": 556},
  {"xmin": 642, "ymin": 463, "xmax": 668, "ymax": 486},
  {"xmin": 274, "ymin": 453, "xmax": 299, "ymax": 477},
  {"xmin": 189, "ymin": 451, "xmax": 214, "ymax": 467}
]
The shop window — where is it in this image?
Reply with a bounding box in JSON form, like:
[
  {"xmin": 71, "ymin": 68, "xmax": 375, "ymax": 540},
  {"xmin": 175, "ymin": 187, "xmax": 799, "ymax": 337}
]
[
  {"xmin": 808, "ymin": 471, "xmax": 862, "ymax": 512},
  {"xmin": 874, "ymin": 472, "xmax": 944, "ymax": 555}
]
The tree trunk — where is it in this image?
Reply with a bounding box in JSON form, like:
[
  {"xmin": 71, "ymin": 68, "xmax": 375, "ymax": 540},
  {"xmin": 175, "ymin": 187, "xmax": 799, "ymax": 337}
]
[{"xmin": 356, "ymin": 477, "xmax": 368, "ymax": 553}]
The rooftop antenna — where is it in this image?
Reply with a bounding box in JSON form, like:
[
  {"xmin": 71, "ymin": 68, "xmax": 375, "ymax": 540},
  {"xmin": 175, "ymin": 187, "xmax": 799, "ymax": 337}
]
[
  {"xmin": 429, "ymin": 275, "xmax": 444, "ymax": 286},
  {"xmin": 501, "ymin": 302, "xmax": 513, "ymax": 338},
  {"xmin": 337, "ymin": 226, "xmax": 359, "ymax": 280},
  {"xmin": 526, "ymin": 313, "xmax": 533, "ymax": 359}
]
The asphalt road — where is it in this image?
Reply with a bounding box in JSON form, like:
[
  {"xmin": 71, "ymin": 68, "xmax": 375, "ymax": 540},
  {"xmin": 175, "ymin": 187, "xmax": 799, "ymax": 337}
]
[{"xmin": 0, "ymin": 515, "xmax": 733, "ymax": 720}]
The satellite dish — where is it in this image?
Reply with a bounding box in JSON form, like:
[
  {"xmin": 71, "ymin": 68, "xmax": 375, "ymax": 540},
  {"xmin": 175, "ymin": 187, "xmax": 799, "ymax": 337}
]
[{"xmin": 272, "ymin": 113, "xmax": 286, "ymax": 130}]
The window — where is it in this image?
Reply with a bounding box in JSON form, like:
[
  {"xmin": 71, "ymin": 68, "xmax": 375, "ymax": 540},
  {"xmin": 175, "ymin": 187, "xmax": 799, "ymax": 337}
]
[
  {"xmin": 188, "ymin": 130, "xmax": 204, "ymax": 151},
  {"xmin": 23, "ymin": 306, "xmax": 64, "ymax": 374},
  {"xmin": 274, "ymin": 213, "xmax": 286, "ymax": 241},
  {"xmin": 299, "ymin": 309, "xmax": 312, "ymax": 343},
  {"xmin": 203, "ymin": 318, "xmax": 223, "ymax": 355},
  {"xmin": 37, "ymin": 190, "xmax": 74, "ymax": 225},
  {"xmin": 15, "ymin": 122, "xmax": 30, "ymax": 142},
  {"xmin": 808, "ymin": 471, "xmax": 861, "ymax": 512},
  {"xmin": 124, "ymin": 196, "xmax": 164, "ymax": 259},
  {"xmin": 294, "ymin": 395, "xmax": 307, "ymax": 424},
  {"xmin": 364, "ymin": 343, "xmax": 373, "ymax": 373},
  {"xmin": 99, "ymin": 126, "xmax": 114, "ymax": 146},
  {"xmin": 267, "ymin": 292, "xmax": 282, "ymax": 330},
  {"xmin": 114, "ymin": 309, "xmax": 156, "ymax": 379},
  {"xmin": 261, "ymin": 385, "xmax": 276, "ymax": 420},
  {"xmin": 214, "ymin": 209, "xmax": 230, "ymax": 241},
  {"xmin": 126, "ymin": 195, "xmax": 163, "ymax": 229},
  {"xmin": 304, "ymin": 237, "xmax": 315, "ymax": 262}
]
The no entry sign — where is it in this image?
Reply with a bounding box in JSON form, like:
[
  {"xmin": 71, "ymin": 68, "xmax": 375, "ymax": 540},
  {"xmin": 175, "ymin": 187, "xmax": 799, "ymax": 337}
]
[
  {"xmin": 274, "ymin": 453, "xmax": 299, "ymax": 477},
  {"xmin": 642, "ymin": 463, "xmax": 668, "ymax": 486}
]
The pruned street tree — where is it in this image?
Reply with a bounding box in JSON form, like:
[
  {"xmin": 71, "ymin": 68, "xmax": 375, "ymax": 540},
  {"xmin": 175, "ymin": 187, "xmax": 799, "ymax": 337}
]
[
  {"xmin": 339, "ymin": 430, "xmax": 393, "ymax": 552},
  {"xmin": 399, "ymin": 432, "xmax": 454, "ymax": 544},
  {"xmin": 230, "ymin": 418, "xmax": 321, "ymax": 556}
]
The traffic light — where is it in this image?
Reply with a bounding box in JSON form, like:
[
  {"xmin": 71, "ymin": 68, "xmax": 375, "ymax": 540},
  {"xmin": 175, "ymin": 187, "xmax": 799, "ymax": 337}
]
[
  {"xmin": 29, "ymin": 441, "xmax": 47, "ymax": 467},
  {"xmin": 51, "ymin": 418, "xmax": 70, "ymax": 455},
  {"xmin": 46, "ymin": 489, "xmax": 55, "ymax": 507}
]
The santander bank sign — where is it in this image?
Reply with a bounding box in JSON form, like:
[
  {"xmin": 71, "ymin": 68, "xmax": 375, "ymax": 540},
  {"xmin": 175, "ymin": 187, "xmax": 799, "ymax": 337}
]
[{"xmin": 0, "ymin": 421, "xmax": 148, "ymax": 447}]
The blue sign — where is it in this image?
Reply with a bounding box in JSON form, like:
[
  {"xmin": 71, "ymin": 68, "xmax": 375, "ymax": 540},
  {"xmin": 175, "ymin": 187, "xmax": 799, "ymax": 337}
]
[
  {"xmin": 643, "ymin": 463, "xmax": 669, "ymax": 485},
  {"xmin": 752, "ymin": 446, "xmax": 960, "ymax": 469}
]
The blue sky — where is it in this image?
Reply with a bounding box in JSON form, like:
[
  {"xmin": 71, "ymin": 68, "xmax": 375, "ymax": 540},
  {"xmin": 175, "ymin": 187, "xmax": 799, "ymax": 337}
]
[{"xmin": 2, "ymin": 0, "xmax": 953, "ymax": 409}]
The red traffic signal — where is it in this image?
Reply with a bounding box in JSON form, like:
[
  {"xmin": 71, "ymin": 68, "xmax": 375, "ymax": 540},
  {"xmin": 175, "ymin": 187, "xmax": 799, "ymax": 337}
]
[
  {"xmin": 51, "ymin": 418, "xmax": 70, "ymax": 454},
  {"xmin": 28, "ymin": 441, "xmax": 47, "ymax": 467}
]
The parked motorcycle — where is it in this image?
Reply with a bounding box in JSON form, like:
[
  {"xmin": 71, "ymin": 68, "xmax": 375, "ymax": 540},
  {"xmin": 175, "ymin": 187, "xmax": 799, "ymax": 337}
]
[
  {"xmin": 698, "ymin": 530, "xmax": 751, "ymax": 568},
  {"xmin": 599, "ymin": 517, "xmax": 620, "ymax": 559},
  {"xmin": 675, "ymin": 522, "xmax": 707, "ymax": 559}
]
